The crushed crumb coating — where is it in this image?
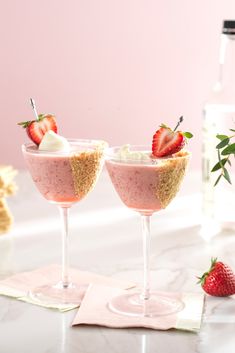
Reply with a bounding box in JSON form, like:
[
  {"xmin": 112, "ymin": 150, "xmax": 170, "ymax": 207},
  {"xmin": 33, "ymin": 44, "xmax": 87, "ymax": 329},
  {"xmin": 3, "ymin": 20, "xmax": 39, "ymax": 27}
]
[
  {"xmin": 0, "ymin": 165, "xmax": 18, "ymax": 198},
  {"xmin": 70, "ymin": 149, "xmax": 103, "ymax": 199},
  {"xmin": 0, "ymin": 198, "xmax": 13, "ymax": 235},
  {"xmin": 155, "ymin": 150, "xmax": 190, "ymax": 208}
]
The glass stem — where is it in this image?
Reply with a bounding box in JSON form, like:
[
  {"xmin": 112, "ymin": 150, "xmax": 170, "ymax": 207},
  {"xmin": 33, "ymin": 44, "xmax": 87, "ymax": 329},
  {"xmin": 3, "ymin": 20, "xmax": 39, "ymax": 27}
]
[
  {"xmin": 58, "ymin": 206, "xmax": 70, "ymax": 288},
  {"xmin": 141, "ymin": 214, "xmax": 151, "ymax": 300}
]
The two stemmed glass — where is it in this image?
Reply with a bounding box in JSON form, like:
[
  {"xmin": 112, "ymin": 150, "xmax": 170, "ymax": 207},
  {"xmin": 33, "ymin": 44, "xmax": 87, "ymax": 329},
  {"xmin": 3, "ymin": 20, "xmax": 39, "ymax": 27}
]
[
  {"xmin": 22, "ymin": 139, "xmax": 107, "ymax": 305},
  {"xmin": 23, "ymin": 139, "xmax": 189, "ymax": 315}
]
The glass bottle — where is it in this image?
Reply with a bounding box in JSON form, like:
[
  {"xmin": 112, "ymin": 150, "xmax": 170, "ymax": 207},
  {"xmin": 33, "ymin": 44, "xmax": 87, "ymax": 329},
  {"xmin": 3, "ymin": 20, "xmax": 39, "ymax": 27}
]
[{"xmin": 202, "ymin": 20, "xmax": 235, "ymax": 239}]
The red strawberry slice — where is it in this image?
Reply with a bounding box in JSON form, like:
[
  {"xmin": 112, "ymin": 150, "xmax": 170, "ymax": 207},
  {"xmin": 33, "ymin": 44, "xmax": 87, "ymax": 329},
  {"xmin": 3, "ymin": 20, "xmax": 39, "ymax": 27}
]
[
  {"xmin": 152, "ymin": 127, "xmax": 185, "ymax": 157},
  {"xmin": 18, "ymin": 114, "xmax": 57, "ymax": 145},
  {"xmin": 198, "ymin": 258, "xmax": 235, "ymax": 297}
]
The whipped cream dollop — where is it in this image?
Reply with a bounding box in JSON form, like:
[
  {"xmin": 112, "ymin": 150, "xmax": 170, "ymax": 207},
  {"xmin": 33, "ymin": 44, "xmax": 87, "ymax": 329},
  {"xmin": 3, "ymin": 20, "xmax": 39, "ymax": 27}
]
[
  {"xmin": 39, "ymin": 130, "xmax": 70, "ymax": 152},
  {"xmin": 117, "ymin": 144, "xmax": 151, "ymax": 161}
]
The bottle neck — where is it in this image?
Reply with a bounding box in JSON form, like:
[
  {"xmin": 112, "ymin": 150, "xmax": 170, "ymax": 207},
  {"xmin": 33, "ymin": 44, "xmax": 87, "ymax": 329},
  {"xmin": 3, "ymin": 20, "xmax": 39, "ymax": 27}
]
[{"xmin": 218, "ymin": 34, "xmax": 235, "ymax": 88}]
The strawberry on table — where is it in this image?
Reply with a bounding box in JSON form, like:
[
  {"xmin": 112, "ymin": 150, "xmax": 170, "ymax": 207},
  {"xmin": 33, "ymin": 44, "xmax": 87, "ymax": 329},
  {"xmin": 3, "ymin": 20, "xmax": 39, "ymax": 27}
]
[
  {"xmin": 18, "ymin": 114, "xmax": 57, "ymax": 145},
  {"xmin": 152, "ymin": 116, "xmax": 193, "ymax": 158},
  {"xmin": 198, "ymin": 258, "xmax": 235, "ymax": 297}
]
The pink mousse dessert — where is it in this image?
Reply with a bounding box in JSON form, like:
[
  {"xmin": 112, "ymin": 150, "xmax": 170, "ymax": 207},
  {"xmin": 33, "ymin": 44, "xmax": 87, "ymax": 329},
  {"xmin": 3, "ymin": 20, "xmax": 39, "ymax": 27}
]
[
  {"xmin": 23, "ymin": 132, "xmax": 105, "ymax": 205},
  {"xmin": 106, "ymin": 145, "xmax": 189, "ymax": 215}
]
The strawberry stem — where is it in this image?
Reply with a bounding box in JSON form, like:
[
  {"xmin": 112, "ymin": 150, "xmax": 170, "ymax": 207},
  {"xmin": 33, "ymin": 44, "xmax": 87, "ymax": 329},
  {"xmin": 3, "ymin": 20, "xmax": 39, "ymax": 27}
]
[
  {"xmin": 197, "ymin": 257, "xmax": 218, "ymax": 286},
  {"xmin": 173, "ymin": 116, "xmax": 184, "ymax": 131},
  {"xmin": 210, "ymin": 257, "xmax": 217, "ymax": 271},
  {"xmin": 30, "ymin": 98, "xmax": 39, "ymax": 121}
]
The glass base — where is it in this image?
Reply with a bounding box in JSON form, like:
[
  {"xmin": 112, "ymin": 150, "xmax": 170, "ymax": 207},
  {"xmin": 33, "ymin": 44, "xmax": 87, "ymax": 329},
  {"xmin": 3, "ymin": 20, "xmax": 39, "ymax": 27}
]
[
  {"xmin": 29, "ymin": 281, "xmax": 88, "ymax": 306},
  {"xmin": 108, "ymin": 291, "xmax": 185, "ymax": 317}
]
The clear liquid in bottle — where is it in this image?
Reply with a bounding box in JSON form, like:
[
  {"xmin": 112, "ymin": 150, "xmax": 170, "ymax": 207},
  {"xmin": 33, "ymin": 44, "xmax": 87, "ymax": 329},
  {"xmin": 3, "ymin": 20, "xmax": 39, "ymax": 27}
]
[
  {"xmin": 201, "ymin": 20, "xmax": 235, "ymax": 239},
  {"xmin": 202, "ymin": 104, "xmax": 235, "ymax": 238}
]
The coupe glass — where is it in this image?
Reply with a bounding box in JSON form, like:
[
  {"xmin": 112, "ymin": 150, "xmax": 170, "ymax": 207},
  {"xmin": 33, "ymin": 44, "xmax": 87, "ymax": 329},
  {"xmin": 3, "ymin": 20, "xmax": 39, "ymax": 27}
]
[
  {"xmin": 105, "ymin": 145, "xmax": 190, "ymax": 317},
  {"xmin": 22, "ymin": 139, "xmax": 107, "ymax": 306}
]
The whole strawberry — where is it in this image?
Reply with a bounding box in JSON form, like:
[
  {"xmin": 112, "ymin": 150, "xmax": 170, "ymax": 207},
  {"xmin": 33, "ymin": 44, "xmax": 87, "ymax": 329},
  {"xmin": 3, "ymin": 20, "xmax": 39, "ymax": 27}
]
[{"xmin": 198, "ymin": 258, "xmax": 235, "ymax": 297}]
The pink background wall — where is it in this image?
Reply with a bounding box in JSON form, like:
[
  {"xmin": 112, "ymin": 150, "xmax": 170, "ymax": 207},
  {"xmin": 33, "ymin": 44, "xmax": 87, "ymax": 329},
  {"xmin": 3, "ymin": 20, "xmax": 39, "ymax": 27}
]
[{"xmin": 1, "ymin": 0, "xmax": 235, "ymax": 169}]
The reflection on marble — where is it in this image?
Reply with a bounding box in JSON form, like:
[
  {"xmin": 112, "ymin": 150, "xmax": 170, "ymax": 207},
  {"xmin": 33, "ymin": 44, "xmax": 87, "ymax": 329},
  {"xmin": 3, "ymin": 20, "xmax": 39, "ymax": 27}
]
[
  {"xmin": 0, "ymin": 171, "xmax": 235, "ymax": 352},
  {"xmin": 0, "ymin": 236, "xmax": 15, "ymax": 278}
]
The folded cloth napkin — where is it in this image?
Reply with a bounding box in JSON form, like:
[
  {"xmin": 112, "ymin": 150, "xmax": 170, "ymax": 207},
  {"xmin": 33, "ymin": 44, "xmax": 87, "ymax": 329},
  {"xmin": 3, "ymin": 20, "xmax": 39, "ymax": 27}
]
[
  {"xmin": 0, "ymin": 264, "xmax": 135, "ymax": 311},
  {"xmin": 72, "ymin": 284, "xmax": 205, "ymax": 332}
]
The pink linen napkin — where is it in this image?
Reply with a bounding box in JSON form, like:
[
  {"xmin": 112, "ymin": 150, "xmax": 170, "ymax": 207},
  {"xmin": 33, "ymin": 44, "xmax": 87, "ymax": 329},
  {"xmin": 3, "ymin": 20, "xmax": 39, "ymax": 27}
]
[
  {"xmin": 72, "ymin": 284, "xmax": 205, "ymax": 332},
  {"xmin": 0, "ymin": 264, "xmax": 135, "ymax": 311}
]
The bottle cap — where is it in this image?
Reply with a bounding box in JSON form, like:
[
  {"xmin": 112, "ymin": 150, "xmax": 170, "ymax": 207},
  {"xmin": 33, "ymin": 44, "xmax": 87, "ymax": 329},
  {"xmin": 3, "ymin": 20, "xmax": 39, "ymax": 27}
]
[{"xmin": 223, "ymin": 20, "xmax": 235, "ymax": 34}]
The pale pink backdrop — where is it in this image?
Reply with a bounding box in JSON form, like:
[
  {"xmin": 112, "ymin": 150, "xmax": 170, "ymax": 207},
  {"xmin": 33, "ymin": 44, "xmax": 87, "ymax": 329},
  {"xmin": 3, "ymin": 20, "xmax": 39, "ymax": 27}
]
[{"xmin": 1, "ymin": 0, "xmax": 235, "ymax": 169}]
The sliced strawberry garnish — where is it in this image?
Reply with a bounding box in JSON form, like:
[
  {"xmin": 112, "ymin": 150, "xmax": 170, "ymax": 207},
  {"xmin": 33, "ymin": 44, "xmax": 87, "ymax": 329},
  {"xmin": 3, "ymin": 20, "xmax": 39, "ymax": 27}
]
[
  {"xmin": 152, "ymin": 127, "xmax": 185, "ymax": 157},
  {"xmin": 152, "ymin": 117, "xmax": 193, "ymax": 158},
  {"xmin": 18, "ymin": 114, "xmax": 57, "ymax": 145}
]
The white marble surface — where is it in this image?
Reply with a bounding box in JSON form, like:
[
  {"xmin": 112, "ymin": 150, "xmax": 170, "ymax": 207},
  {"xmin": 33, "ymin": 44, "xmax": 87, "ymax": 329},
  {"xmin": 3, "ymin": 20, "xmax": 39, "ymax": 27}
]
[{"xmin": 0, "ymin": 169, "xmax": 235, "ymax": 353}]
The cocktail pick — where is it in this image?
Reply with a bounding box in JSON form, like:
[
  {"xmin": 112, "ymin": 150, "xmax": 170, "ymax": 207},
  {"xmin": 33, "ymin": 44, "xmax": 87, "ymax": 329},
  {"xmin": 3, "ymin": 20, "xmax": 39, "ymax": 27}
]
[
  {"xmin": 173, "ymin": 116, "xmax": 184, "ymax": 131},
  {"xmin": 30, "ymin": 98, "xmax": 39, "ymax": 121}
]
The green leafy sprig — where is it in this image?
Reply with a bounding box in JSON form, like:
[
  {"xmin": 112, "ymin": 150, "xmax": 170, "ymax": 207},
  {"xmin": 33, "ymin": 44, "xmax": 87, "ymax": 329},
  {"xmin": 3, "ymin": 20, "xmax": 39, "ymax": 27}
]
[{"xmin": 211, "ymin": 131, "xmax": 235, "ymax": 186}]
